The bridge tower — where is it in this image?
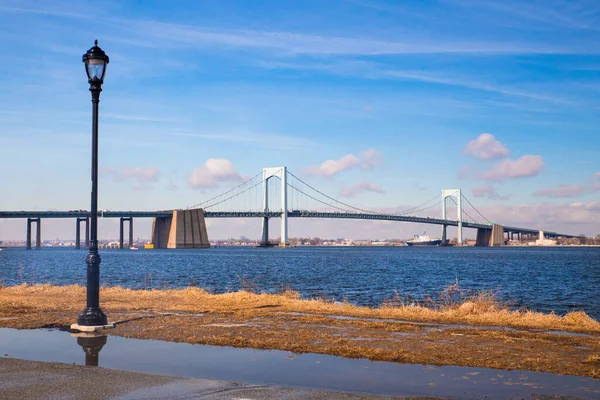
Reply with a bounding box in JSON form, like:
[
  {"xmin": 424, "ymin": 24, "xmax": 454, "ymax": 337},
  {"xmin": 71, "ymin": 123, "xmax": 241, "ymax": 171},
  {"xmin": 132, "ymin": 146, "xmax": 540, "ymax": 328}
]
[
  {"xmin": 441, "ymin": 189, "xmax": 463, "ymax": 245},
  {"xmin": 261, "ymin": 167, "xmax": 288, "ymax": 247}
]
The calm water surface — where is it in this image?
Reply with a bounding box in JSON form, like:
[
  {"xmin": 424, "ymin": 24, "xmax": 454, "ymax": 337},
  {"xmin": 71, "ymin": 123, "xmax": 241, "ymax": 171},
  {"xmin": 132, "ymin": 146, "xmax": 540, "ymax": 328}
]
[
  {"xmin": 0, "ymin": 246, "xmax": 598, "ymax": 318},
  {"xmin": 1, "ymin": 328, "xmax": 598, "ymax": 399}
]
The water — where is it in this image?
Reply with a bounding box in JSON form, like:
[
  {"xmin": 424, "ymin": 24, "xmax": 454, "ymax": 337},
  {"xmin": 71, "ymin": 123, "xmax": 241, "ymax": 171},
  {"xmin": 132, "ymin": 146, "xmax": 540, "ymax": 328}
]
[
  {"xmin": 0, "ymin": 246, "xmax": 599, "ymax": 318},
  {"xmin": 0, "ymin": 328, "xmax": 598, "ymax": 399}
]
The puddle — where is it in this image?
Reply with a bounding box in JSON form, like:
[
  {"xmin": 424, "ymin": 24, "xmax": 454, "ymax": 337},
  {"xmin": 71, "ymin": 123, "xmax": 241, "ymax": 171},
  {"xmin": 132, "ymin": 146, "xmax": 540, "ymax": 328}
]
[
  {"xmin": 0, "ymin": 328, "xmax": 598, "ymax": 399},
  {"xmin": 543, "ymin": 330, "xmax": 595, "ymax": 338},
  {"xmin": 284, "ymin": 311, "xmax": 600, "ymax": 338},
  {"xmin": 391, "ymin": 331, "xmax": 416, "ymax": 337}
]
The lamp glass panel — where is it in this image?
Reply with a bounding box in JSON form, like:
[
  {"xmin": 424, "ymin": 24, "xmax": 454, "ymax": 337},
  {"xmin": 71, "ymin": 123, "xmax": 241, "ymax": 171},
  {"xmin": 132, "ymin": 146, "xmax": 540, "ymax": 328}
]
[{"xmin": 86, "ymin": 59, "xmax": 106, "ymax": 81}]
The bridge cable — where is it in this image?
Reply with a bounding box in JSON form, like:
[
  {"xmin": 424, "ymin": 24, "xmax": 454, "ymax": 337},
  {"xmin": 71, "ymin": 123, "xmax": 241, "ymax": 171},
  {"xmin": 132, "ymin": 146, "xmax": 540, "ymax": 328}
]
[
  {"xmin": 186, "ymin": 171, "xmax": 262, "ymax": 210},
  {"xmin": 405, "ymin": 199, "xmax": 445, "ymax": 216},
  {"xmin": 286, "ymin": 183, "xmax": 357, "ymax": 213},
  {"xmin": 202, "ymin": 179, "xmax": 265, "ymax": 210},
  {"xmin": 447, "ymin": 197, "xmax": 479, "ymax": 224},
  {"xmin": 396, "ymin": 194, "xmax": 441, "ymax": 215},
  {"xmin": 287, "ymin": 171, "xmax": 380, "ymax": 214},
  {"xmin": 461, "ymin": 194, "xmax": 491, "ymax": 224}
]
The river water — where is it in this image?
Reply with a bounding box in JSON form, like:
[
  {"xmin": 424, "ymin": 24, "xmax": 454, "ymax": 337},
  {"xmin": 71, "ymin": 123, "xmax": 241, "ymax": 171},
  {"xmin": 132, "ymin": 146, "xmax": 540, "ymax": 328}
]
[{"xmin": 0, "ymin": 246, "xmax": 598, "ymax": 319}]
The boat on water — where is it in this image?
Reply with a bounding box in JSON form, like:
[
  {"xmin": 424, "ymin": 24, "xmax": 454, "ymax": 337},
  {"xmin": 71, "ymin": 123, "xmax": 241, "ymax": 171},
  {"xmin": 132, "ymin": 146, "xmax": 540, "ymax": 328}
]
[
  {"xmin": 406, "ymin": 233, "xmax": 442, "ymax": 247},
  {"xmin": 129, "ymin": 246, "xmax": 139, "ymax": 251}
]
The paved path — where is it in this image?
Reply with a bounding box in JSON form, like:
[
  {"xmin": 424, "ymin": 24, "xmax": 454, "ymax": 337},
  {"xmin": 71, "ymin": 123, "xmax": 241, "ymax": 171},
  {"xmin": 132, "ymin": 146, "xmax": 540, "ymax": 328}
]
[{"xmin": 0, "ymin": 358, "xmax": 443, "ymax": 400}]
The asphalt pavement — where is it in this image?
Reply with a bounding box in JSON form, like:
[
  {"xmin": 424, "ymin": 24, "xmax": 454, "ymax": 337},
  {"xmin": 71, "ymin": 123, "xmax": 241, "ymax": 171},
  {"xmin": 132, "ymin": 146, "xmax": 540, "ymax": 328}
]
[{"xmin": 0, "ymin": 358, "xmax": 444, "ymax": 400}]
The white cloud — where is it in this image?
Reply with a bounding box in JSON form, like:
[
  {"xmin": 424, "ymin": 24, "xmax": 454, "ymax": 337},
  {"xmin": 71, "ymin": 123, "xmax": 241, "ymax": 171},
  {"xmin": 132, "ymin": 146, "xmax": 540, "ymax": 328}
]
[
  {"xmin": 188, "ymin": 158, "xmax": 243, "ymax": 189},
  {"xmin": 533, "ymin": 184, "xmax": 592, "ymax": 198},
  {"xmin": 339, "ymin": 181, "xmax": 385, "ymax": 197},
  {"xmin": 4, "ymin": 3, "xmax": 599, "ymax": 56},
  {"xmin": 593, "ymin": 172, "xmax": 600, "ymax": 189},
  {"xmin": 533, "ymin": 172, "xmax": 600, "ymax": 198},
  {"xmin": 471, "ymin": 185, "xmax": 509, "ymax": 200},
  {"xmin": 305, "ymin": 154, "xmax": 360, "ymax": 176},
  {"xmin": 479, "ymin": 202, "xmax": 600, "ymax": 230},
  {"xmin": 481, "ymin": 155, "xmax": 544, "ymax": 182},
  {"xmin": 360, "ymin": 149, "xmax": 383, "ymax": 169},
  {"xmin": 463, "ymin": 133, "xmax": 511, "ymax": 160},
  {"xmin": 306, "ymin": 149, "xmax": 383, "ymax": 176}
]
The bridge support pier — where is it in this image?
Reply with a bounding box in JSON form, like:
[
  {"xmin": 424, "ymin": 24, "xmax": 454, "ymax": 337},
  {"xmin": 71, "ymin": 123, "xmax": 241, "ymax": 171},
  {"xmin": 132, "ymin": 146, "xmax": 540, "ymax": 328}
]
[
  {"xmin": 119, "ymin": 217, "xmax": 133, "ymax": 249},
  {"xmin": 441, "ymin": 225, "xmax": 447, "ymax": 244},
  {"xmin": 442, "ymin": 189, "xmax": 462, "ymax": 245},
  {"xmin": 260, "ymin": 217, "xmax": 269, "ymax": 247},
  {"xmin": 475, "ymin": 224, "xmax": 504, "ymax": 246},
  {"xmin": 26, "ymin": 218, "xmax": 41, "ymax": 250},
  {"xmin": 261, "ymin": 167, "xmax": 288, "ymax": 247},
  {"xmin": 75, "ymin": 217, "xmax": 90, "ymax": 249},
  {"xmin": 151, "ymin": 209, "xmax": 209, "ymax": 249}
]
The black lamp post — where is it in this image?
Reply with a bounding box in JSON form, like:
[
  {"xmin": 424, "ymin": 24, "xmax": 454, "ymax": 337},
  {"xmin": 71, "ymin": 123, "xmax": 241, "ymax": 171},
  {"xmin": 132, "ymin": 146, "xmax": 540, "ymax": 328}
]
[{"xmin": 77, "ymin": 40, "xmax": 109, "ymax": 327}]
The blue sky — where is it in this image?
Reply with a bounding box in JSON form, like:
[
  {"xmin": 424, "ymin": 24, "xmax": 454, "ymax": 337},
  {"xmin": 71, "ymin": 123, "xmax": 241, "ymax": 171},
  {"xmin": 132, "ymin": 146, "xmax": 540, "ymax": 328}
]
[{"xmin": 0, "ymin": 0, "xmax": 599, "ymax": 240}]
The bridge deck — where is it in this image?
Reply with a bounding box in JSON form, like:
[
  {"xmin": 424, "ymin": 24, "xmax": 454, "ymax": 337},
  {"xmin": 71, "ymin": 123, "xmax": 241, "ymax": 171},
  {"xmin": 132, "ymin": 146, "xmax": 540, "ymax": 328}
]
[{"xmin": 0, "ymin": 210, "xmax": 577, "ymax": 238}]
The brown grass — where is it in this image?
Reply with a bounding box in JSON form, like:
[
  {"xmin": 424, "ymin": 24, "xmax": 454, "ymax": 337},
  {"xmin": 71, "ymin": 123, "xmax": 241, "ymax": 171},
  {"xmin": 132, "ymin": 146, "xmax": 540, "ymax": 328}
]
[
  {"xmin": 2, "ymin": 283, "xmax": 600, "ymax": 379},
  {"xmin": 0, "ymin": 283, "xmax": 598, "ymax": 333},
  {"xmin": 586, "ymin": 354, "xmax": 600, "ymax": 364}
]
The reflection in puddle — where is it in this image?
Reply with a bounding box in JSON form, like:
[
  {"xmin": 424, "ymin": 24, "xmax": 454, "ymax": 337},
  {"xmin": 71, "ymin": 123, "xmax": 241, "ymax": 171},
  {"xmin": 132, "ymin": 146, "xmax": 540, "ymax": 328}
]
[
  {"xmin": 76, "ymin": 334, "xmax": 107, "ymax": 367},
  {"xmin": 0, "ymin": 328, "xmax": 598, "ymax": 400}
]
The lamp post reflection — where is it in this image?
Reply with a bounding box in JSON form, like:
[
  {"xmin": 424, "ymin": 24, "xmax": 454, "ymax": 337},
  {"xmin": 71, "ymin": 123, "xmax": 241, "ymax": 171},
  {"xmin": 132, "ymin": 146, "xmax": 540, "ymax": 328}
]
[{"xmin": 77, "ymin": 335, "xmax": 107, "ymax": 366}]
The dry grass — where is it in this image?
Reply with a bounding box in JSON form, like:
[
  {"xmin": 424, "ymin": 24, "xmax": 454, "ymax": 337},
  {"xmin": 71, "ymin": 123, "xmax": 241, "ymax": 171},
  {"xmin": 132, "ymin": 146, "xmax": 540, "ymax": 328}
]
[
  {"xmin": 0, "ymin": 283, "xmax": 599, "ymax": 333},
  {"xmin": 2, "ymin": 283, "xmax": 600, "ymax": 379},
  {"xmin": 586, "ymin": 354, "xmax": 600, "ymax": 364}
]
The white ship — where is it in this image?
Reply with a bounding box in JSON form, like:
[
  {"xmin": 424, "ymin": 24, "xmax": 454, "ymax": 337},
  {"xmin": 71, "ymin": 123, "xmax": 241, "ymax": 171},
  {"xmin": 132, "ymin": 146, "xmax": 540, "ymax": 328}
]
[{"xmin": 406, "ymin": 233, "xmax": 442, "ymax": 247}]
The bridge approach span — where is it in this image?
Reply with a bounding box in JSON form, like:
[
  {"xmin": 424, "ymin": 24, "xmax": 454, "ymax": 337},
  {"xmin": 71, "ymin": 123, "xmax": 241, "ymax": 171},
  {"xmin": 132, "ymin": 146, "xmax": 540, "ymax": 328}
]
[{"xmin": 0, "ymin": 210, "xmax": 577, "ymax": 239}]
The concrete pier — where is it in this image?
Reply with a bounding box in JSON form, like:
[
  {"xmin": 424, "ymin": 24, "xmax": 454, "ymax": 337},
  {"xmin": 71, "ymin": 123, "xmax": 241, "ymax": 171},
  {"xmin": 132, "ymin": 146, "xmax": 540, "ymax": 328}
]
[
  {"xmin": 151, "ymin": 209, "xmax": 209, "ymax": 249},
  {"xmin": 26, "ymin": 218, "xmax": 41, "ymax": 250},
  {"xmin": 75, "ymin": 217, "xmax": 89, "ymax": 249},
  {"xmin": 475, "ymin": 224, "xmax": 504, "ymax": 246},
  {"xmin": 260, "ymin": 217, "xmax": 269, "ymax": 247},
  {"xmin": 119, "ymin": 217, "xmax": 133, "ymax": 249}
]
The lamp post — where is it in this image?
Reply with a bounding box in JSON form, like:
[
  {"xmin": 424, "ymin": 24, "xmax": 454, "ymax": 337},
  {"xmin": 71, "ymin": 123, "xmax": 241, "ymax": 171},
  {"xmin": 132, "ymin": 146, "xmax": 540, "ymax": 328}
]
[{"xmin": 77, "ymin": 40, "xmax": 109, "ymax": 327}]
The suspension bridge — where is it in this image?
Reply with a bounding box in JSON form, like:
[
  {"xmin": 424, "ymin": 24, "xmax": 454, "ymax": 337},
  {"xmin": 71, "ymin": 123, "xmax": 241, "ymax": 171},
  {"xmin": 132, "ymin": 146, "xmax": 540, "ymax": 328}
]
[{"xmin": 0, "ymin": 166, "xmax": 578, "ymax": 249}]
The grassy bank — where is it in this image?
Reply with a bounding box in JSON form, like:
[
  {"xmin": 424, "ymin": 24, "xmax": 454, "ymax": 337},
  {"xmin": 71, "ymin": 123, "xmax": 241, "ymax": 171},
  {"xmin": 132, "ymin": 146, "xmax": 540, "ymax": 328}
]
[
  {"xmin": 1, "ymin": 284, "xmax": 599, "ymax": 379},
  {"xmin": 1, "ymin": 283, "xmax": 599, "ymax": 333}
]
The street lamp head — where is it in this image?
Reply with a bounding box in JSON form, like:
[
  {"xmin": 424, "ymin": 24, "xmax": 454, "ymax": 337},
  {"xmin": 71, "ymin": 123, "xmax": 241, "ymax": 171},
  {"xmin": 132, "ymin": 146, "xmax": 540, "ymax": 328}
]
[{"xmin": 82, "ymin": 40, "xmax": 109, "ymax": 84}]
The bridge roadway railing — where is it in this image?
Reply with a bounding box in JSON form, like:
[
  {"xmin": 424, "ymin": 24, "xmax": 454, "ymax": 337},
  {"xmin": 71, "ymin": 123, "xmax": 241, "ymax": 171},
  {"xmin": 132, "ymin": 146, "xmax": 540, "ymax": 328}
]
[
  {"xmin": 0, "ymin": 210, "xmax": 574, "ymax": 238},
  {"xmin": 204, "ymin": 210, "xmax": 491, "ymax": 229},
  {"xmin": 0, "ymin": 211, "xmax": 173, "ymax": 219}
]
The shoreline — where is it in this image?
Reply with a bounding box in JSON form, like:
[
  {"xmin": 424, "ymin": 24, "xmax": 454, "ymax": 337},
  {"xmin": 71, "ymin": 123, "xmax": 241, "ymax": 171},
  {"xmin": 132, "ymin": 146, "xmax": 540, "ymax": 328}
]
[{"xmin": 0, "ymin": 284, "xmax": 599, "ymax": 379}]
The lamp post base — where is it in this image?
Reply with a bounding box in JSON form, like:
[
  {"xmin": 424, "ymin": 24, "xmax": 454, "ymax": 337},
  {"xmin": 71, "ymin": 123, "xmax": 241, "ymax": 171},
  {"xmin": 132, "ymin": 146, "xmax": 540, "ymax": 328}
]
[
  {"xmin": 70, "ymin": 323, "xmax": 115, "ymax": 333},
  {"xmin": 77, "ymin": 307, "xmax": 108, "ymax": 326}
]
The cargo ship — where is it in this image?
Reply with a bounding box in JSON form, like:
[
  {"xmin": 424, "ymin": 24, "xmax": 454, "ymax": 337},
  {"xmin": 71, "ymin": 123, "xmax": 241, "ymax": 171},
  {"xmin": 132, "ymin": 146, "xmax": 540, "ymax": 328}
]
[{"xmin": 406, "ymin": 233, "xmax": 442, "ymax": 247}]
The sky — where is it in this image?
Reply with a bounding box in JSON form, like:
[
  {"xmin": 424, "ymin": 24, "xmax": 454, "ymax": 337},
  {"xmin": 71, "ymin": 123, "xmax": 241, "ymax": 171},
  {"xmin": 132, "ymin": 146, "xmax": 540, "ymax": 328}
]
[{"xmin": 0, "ymin": 0, "xmax": 599, "ymax": 241}]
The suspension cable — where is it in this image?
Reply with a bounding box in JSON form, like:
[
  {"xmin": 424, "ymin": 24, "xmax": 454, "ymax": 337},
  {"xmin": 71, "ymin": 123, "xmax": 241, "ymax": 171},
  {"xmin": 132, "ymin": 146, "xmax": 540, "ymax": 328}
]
[
  {"xmin": 287, "ymin": 171, "xmax": 380, "ymax": 214},
  {"xmin": 404, "ymin": 200, "xmax": 444, "ymax": 215},
  {"xmin": 447, "ymin": 196, "xmax": 478, "ymax": 223},
  {"xmin": 186, "ymin": 171, "xmax": 262, "ymax": 209},
  {"xmin": 202, "ymin": 179, "xmax": 264, "ymax": 209},
  {"xmin": 287, "ymin": 183, "xmax": 355, "ymax": 213},
  {"xmin": 397, "ymin": 194, "xmax": 441, "ymax": 214},
  {"xmin": 461, "ymin": 194, "xmax": 491, "ymax": 224}
]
